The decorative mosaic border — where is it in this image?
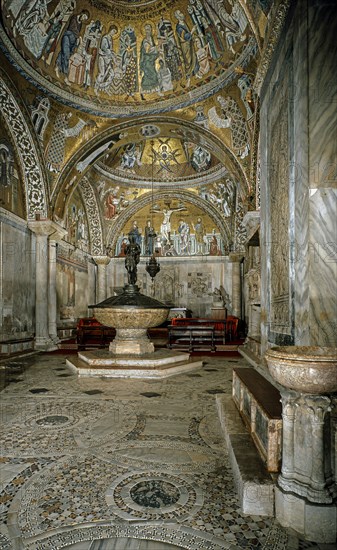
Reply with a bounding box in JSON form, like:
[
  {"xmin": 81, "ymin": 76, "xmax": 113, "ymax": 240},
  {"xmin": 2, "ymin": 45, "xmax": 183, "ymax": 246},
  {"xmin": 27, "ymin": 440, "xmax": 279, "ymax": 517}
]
[{"xmin": 23, "ymin": 522, "xmax": 231, "ymax": 550}]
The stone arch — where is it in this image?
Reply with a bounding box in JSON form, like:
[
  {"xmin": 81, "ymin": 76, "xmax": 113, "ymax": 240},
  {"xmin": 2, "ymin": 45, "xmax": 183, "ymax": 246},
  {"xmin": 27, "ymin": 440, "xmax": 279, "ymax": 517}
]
[
  {"xmin": 0, "ymin": 71, "xmax": 48, "ymax": 219},
  {"xmin": 77, "ymin": 177, "xmax": 104, "ymax": 255},
  {"xmin": 53, "ymin": 116, "xmax": 250, "ymax": 218},
  {"xmin": 106, "ymin": 189, "xmax": 231, "ymax": 254}
]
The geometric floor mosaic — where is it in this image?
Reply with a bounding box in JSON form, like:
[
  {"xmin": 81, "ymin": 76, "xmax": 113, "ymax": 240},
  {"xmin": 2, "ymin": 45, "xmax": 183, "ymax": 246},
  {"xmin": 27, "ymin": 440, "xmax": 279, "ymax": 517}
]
[{"xmin": 0, "ymin": 353, "xmax": 334, "ymax": 549}]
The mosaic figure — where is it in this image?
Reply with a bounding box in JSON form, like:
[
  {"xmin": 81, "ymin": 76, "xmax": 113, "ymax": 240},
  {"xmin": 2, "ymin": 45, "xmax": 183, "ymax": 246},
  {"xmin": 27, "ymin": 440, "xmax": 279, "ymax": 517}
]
[
  {"xmin": 94, "ymin": 24, "xmax": 118, "ymax": 93},
  {"xmin": 120, "ymin": 26, "xmax": 138, "ymax": 96},
  {"xmin": 174, "ymin": 10, "xmax": 199, "ymax": 87},
  {"xmin": 152, "ymin": 141, "xmax": 181, "ymax": 174},
  {"xmin": 40, "ymin": 0, "xmax": 75, "ymax": 64},
  {"xmin": 73, "ymin": 19, "xmax": 102, "ymax": 88},
  {"xmin": 178, "ymin": 219, "xmax": 190, "ymax": 254},
  {"xmin": 209, "ymin": 232, "xmax": 221, "ymax": 255},
  {"xmin": 120, "ymin": 143, "xmax": 142, "ymax": 171},
  {"xmin": 105, "ymin": 192, "xmax": 116, "ymax": 219},
  {"xmin": 192, "ymin": 216, "xmax": 205, "ymax": 254},
  {"xmin": 216, "ymin": 0, "xmax": 246, "ymax": 54},
  {"xmin": 187, "ymin": 0, "xmax": 223, "ymax": 61},
  {"xmin": 190, "ymin": 145, "xmax": 211, "ymax": 172},
  {"xmin": 194, "ymin": 37, "xmax": 211, "ymax": 78},
  {"xmin": 217, "ymin": 96, "xmax": 250, "ymax": 158},
  {"xmin": 144, "ymin": 220, "xmax": 155, "ymax": 255},
  {"xmin": 130, "ymin": 220, "xmax": 142, "ymax": 247},
  {"xmin": 55, "ymin": 10, "xmax": 90, "ymax": 80},
  {"xmin": 139, "ymin": 24, "xmax": 160, "ymax": 94},
  {"xmin": 160, "ymin": 205, "xmax": 185, "ymax": 242},
  {"xmin": 157, "ymin": 18, "xmax": 182, "ymax": 83},
  {"xmin": 158, "ymin": 59, "xmax": 173, "ymax": 92},
  {"xmin": 13, "ymin": 0, "xmax": 53, "ymax": 57},
  {"xmin": 0, "ymin": 144, "xmax": 14, "ymax": 189}
]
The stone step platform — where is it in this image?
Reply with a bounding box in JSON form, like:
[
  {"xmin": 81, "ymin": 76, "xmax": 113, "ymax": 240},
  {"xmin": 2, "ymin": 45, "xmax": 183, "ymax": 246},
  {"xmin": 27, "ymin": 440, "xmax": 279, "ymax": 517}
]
[
  {"xmin": 67, "ymin": 349, "xmax": 203, "ymax": 379},
  {"xmin": 216, "ymin": 394, "xmax": 276, "ymax": 517}
]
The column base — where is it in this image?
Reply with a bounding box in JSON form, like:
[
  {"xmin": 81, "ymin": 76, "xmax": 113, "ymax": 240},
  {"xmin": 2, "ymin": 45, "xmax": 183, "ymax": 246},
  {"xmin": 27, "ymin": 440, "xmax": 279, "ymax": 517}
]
[
  {"xmin": 275, "ymin": 485, "xmax": 337, "ymax": 543},
  {"xmin": 34, "ymin": 337, "xmax": 58, "ymax": 352},
  {"xmin": 278, "ymin": 473, "xmax": 334, "ymax": 504}
]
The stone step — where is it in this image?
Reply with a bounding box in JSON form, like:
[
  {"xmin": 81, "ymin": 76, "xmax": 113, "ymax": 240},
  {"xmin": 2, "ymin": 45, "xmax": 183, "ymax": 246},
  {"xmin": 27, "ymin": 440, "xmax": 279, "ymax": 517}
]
[
  {"xmin": 66, "ymin": 355, "xmax": 203, "ymax": 379},
  {"xmin": 216, "ymin": 394, "xmax": 275, "ymax": 517}
]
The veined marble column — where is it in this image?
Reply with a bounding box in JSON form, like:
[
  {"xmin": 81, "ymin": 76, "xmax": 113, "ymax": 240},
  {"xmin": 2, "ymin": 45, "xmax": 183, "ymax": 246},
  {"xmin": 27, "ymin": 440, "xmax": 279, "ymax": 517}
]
[
  {"xmin": 93, "ymin": 256, "xmax": 111, "ymax": 303},
  {"xmin": 28, "ymin": 221, "xmax": 60, "ymax": 351},
  {"xmin": 229, "ymin": 253, "xmax": 244, "ymax": 319},
  {"xmin": 48, "ymin": 225, "xmax": 67, "ymax": 343}
]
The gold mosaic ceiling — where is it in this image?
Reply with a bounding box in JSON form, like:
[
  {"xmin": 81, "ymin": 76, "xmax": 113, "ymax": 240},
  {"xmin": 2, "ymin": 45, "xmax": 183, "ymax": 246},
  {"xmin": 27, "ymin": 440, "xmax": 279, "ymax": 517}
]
[{"xmin": 1, "ymin": 0, "xmax": 258, "ymax": 117}]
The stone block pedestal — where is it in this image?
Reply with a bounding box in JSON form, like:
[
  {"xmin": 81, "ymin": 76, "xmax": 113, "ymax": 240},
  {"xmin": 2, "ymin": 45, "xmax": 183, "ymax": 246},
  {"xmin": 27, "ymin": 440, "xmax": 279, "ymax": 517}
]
[{"xmin": 275, "ymin": 486, "xmax": 337, "ymax": 543}]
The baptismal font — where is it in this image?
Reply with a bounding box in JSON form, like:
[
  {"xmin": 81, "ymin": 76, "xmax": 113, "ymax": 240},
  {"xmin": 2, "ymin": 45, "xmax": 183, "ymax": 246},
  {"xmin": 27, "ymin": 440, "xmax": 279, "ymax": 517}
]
[{"xmin": 67, "ymin": 230, "xmax": 203, "ymax": 378}]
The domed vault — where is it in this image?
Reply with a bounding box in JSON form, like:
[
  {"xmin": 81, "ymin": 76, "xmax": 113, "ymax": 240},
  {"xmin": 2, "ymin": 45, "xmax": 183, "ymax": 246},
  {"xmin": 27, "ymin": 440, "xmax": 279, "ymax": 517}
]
[{"xmin": 0, "ymin": 0, "xmax": 276, "ymax": 257}]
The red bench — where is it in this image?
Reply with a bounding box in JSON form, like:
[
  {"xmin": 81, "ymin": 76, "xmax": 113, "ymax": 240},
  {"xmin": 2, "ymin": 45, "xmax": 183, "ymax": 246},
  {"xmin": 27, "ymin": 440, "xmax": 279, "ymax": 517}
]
[
  {"xmin": 76, "ymin": 318, "xmax": 116, "ymax": 350},
  {"xmin": 170, "ymin": 316, "xmax": 239, "ymax": 341}
]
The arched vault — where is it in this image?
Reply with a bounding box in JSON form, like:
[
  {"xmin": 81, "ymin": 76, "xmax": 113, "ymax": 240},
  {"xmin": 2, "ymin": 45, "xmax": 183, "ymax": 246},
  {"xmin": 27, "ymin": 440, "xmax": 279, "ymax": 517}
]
[{"xmin": 53, "ymin": 117, "xmax": 250, "ymax": 219}]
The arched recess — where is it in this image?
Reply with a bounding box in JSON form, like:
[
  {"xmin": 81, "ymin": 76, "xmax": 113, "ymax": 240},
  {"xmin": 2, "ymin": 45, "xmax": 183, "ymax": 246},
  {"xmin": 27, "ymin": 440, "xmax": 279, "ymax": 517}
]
[
  {"xmin": 106, "ymin": 190, "xmax": 232, "ymax": 254},
  {"xmin": 53, "ymin": 117, "xmax": 250, "ymax": 218},
  {"xmin": 0, "ymin": 71, "xmax": 48, "ymax": 219},
  {"xmin": 77, "ymin": 177, "xmax": 104, "ymax": 255}
]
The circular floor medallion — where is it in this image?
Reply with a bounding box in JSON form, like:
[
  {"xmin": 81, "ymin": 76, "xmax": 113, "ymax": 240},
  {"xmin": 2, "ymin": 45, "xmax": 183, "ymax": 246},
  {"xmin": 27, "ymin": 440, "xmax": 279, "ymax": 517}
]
[
  {"xmin": 35, "ymin": 415, "xmax": 70, "ymax": 426},
  {"xmin": 106, "ymin": 471, "xmax": 203, "ymax": 521},
  {"xmin": 130, "ymin": 479, "xmax": 180, "ymax": 508}
]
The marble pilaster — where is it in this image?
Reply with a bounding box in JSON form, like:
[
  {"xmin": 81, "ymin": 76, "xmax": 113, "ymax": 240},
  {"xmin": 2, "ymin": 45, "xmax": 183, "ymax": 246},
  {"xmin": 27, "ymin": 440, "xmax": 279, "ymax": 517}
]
[
  {"xmin": 229, "ymin": 253, "xmax": 244, "ymax": 319},
  {"xmin": 93, "ymin": 256, "xmax": 111, "ymax": 304},
  {"xmin": 28, "ymin": 221, "xmax": 59, "ymax": 351},
  {"xmin": 48, "ymin": 225, "xmax": 67, "ymax": 343}
]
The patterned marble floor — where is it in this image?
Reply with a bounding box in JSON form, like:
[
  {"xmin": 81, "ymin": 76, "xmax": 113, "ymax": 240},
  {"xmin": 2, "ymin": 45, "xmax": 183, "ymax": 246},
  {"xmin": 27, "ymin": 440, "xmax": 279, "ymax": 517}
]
[{"xmin": 0, "ymin": 353, "xmax": 334, "ymax": 550}]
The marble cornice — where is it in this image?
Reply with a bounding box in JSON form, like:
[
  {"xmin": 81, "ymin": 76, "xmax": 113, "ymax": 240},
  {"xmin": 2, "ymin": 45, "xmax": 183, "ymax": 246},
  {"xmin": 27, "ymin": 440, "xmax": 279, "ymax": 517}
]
[
  {"xmin": 28, "ymin": 220, "xmax": 65, "ymax": 237},
  {"xmin": 0, "ymin": 207, "xmax": 27, "ymax": 230}
]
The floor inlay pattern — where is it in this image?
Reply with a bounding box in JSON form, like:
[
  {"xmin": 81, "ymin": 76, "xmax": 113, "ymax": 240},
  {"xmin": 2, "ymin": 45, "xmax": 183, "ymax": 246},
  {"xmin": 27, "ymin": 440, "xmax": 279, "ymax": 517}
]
[
  {"xmin": 0, "ymin": 353, "xmax": 301, "ymax": 549},
  {"xmin": 0, "ymin": 397, "xmax": 138, "ymax": 457}
]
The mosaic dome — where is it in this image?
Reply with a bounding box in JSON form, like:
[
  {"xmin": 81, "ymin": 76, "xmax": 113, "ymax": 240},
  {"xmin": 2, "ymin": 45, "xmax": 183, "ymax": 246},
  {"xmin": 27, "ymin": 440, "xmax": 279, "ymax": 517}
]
[{"xmin": 1, "ymin": 0, "xmax": 257, "ymax": 117}]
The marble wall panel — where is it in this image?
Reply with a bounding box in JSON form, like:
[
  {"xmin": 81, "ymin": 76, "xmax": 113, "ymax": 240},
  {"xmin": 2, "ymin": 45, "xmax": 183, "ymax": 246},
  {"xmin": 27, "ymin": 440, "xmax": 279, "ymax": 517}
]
[
  {"xmin": 0, "ymin": 210, "xmax": 35, "ymax": 340},
  {"xmin": 56, "ymin": 254, "xmax": 90, "ymax": 323},
  {"xmin": 260, "ymin": 0, "xmax": 337, "ymax": 351},
  {"xmin": 308, "ymin": 2, "xmax": 337, "ymax": 192},
  {"xmin": 260, "ymin": 23, "xmax": 295, "ymax": 350},
  {"xmin": 308, "ymin": 189, "xmax": 337, "ymax": 345},
  {"xmin": 107, "ymin": 256, "xmax": 232, "ymax": 319}
]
